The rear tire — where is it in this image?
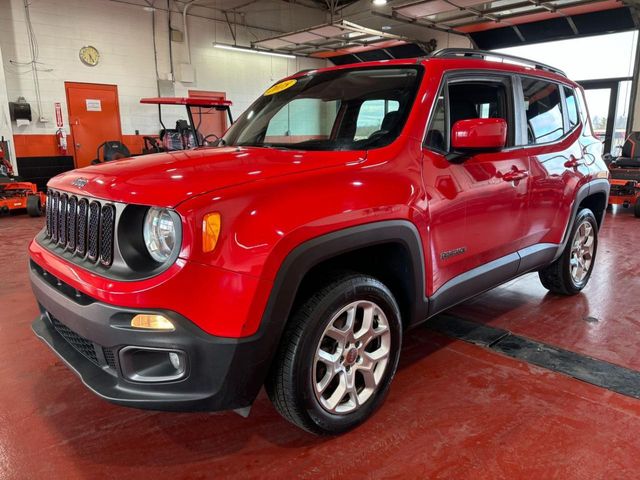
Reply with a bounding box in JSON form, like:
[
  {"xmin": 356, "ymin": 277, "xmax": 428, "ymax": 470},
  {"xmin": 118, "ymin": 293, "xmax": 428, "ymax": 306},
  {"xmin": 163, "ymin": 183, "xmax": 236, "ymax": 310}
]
[
  {"xmin": 634, "ymin": 199, "xmax": 640, "ymax": 218},
  {"xmin": 26, "ymin": 195, "xmax": 43, "ymax": 217},
  {"xmin": 266, "ymin": 274, "xmax": 402, "ymax": 435},
  {"xmin": 539, "ymin": 208, "xmax": 598, "ymax": 295}
]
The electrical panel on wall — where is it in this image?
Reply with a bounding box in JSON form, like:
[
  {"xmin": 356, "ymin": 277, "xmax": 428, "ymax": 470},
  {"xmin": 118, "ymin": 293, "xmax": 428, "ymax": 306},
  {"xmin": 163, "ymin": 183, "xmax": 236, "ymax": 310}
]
[
  {"xmin": 157, "ymin": 80, "xmax": 175, "ymax": 97},
  {"xmin": 178, "ymin": 64, "xmax": 195, "ymax": 83}
]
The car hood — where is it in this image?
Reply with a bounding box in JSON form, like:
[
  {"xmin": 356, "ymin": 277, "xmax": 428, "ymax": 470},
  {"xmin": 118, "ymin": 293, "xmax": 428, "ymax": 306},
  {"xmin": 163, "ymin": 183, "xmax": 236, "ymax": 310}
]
[{"xmin": 48, "ymin": 147, "xmax": 366, "ymax": 207}]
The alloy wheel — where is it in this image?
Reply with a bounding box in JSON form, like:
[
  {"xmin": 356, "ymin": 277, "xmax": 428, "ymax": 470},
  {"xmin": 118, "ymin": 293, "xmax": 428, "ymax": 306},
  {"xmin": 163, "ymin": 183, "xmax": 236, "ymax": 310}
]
[
  {"xmin": 570, "ymin": 220, "xmax": 595, "ymax": 284},
  {"xmin": 312, "ymin": 300, "xmax": 391, "ymax": 414}
]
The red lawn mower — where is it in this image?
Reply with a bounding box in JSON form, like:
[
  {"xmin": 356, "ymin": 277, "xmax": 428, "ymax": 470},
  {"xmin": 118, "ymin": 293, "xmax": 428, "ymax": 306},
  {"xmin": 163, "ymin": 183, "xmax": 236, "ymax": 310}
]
[
  {"xmin": 606, "ymin": 132, "xmax": 640, "ymax": 217},
  {"xmin": 0, "ymin": 141, "xmax": 46, "ymax": 217}
]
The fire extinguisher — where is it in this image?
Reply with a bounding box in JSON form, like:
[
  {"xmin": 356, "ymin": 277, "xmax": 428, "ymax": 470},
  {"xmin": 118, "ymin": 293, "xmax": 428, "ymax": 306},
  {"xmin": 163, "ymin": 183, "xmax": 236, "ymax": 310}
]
[{"xmin": 56, "ymin": 128, "xmax": 67, "ymax": 155}]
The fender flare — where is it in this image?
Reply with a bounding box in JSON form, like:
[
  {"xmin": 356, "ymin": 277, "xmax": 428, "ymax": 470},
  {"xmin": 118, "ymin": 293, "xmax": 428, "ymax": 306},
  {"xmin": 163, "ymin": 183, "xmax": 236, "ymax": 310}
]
[
  {"xmin": 261, "ymin": 220, "xmax": 428, "ymax": 331},
  {"xmin": 554, "ymin": 178, "xmax": 609, "ymax": 261},
  {"xmin": 243, "ymin": 220, "xmax": 429, "ymax": 401}
]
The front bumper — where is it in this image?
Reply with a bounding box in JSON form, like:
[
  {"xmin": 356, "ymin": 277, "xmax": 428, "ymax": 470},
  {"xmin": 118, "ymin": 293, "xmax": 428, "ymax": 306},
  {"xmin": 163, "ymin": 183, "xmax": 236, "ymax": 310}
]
[{"xmin": 30, "ymin": 260, "xmax": 269, "ymax": 412}]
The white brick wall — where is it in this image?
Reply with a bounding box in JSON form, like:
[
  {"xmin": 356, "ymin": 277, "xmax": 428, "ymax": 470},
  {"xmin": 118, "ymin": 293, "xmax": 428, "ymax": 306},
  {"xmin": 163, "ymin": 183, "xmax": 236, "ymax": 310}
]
[
  {"xmin": 0, "ymin": 0, "xmax": 327, "ymax": 136},
  {"xmin": 0, "ymin": 43, "xmax": 16, "ymax": 170}
]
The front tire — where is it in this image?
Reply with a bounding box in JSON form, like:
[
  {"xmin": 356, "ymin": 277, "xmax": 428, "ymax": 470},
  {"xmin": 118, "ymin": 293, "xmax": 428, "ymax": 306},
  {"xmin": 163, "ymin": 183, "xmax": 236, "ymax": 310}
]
[
  {"xmin": 539, "ymin": 208, "xmax": 598, "ymax": 295},
  {"xmin": 634, "ymin": 198, "xmax": 640, "ymax": 218},
  {"xmin": 26, "ymin": 195, "xmax": 43, "ymax": 217},
  {"xmin": 266, "ymin": 274, "xmax": 402, "ymax": 435}
]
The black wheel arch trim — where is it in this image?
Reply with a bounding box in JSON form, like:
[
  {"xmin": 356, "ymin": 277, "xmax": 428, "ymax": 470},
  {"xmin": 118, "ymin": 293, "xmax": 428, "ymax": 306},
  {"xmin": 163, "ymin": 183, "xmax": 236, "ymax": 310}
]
[
  {"xmin": 248, "ymin": 220, "xmax": 429, "ymax": 400},
  {"xmin": 259, "ymin": 219, "xmax": 429, "ymax": 333},
  {"xmin": 554, "ymin": 178, "xmax": 609, "ymax": 262}
]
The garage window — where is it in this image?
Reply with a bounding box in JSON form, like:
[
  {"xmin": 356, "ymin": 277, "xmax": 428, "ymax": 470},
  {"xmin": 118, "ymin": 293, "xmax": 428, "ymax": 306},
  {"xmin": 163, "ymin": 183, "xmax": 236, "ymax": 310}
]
[
  {"xmin": 521, "ymin": 78, "xmax": 564, "ymax": 144},
  {"xmin": 265, "ymin": 98, "xmax": 340, "ymax": 143},
  {"xmin": 354, "ymin": 100, "xmax": 400, "ymax": 140}
]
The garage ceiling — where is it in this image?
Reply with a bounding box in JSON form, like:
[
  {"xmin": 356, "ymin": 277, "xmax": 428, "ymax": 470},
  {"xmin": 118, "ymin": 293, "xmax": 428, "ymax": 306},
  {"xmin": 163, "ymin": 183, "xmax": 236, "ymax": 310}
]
[
  {"xmin": 110, "ymin": 0, "xmax": 639, "ymax": 57},
  {"xmin": 376, "ymin": 0, "xmax": 638, "ymax": 48},
  {"xmin": 252, "ymin": 20, "xmax": 406, "ymax": 55}
]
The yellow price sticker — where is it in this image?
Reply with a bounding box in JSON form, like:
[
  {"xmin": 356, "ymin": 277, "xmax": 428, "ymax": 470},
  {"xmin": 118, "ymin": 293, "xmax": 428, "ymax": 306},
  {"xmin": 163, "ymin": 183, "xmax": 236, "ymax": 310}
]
[{"xmin": 264, "ymin": 79, "xmax": 297, "ymax": 96}]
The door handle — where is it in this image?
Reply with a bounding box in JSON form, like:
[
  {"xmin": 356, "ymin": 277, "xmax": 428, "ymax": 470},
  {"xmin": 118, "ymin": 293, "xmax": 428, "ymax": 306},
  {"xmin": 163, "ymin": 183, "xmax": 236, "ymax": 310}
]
[
  {"xmin": 564, "ymin": 156, "xmax": 584, "ymax": 168},
  {"xmin": 502, "ymin": 169, "xmax": 529, "ymax": 182}
]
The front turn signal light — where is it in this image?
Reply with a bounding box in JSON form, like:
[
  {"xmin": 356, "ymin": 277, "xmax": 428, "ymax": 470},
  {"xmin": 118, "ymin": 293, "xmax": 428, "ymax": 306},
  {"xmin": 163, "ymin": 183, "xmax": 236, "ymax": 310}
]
[
  {"xmin": 131, "ymin": 314, "xmax": 175, "ymax": 331},
  {"xmin": 202, "ymin": 212, "xmax": 221, "ymax": 253}
]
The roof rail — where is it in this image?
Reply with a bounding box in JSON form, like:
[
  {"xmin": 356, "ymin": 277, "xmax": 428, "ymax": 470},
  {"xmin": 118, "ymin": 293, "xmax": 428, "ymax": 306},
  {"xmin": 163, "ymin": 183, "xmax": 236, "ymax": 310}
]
[{"xmin": 429, "ymin": 48, "xmax": 567, "ymax": 77}]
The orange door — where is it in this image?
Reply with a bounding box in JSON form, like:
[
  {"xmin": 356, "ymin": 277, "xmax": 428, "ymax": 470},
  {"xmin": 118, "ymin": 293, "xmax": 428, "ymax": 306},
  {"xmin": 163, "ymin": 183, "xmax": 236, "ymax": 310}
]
[
  {"xmin": 65, "ymin": 82, "xmax": 122, "ymax": 168},
  {"xmin": 188, "ymin": 90, "xmax": 228, "ymax": 139}
]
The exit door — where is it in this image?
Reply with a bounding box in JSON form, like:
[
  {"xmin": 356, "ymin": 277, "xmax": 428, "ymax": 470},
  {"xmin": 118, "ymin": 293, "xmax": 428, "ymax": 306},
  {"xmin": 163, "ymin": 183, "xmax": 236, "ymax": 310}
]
[
  {"xmin": 580, "ymin": 79, "xmax": 633, "ymax": 156},
  {"xmin": 65, "ymin": 82, "xmax": 122, "ymax": 168}
]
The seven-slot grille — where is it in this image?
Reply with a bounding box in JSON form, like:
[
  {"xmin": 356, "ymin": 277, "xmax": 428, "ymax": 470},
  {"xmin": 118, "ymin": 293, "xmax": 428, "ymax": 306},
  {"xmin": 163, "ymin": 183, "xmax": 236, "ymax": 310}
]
[{"xmin": 45, "ymin": 190, "xmax": 116, "ymax": 267}]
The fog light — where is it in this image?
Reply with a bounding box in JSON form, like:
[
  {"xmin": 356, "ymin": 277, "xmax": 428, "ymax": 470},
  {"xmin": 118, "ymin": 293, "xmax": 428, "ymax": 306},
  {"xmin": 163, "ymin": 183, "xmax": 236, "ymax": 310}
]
[
  {"xmin": 169, "ymin": 352, "xmax": 182, "ymax": 370},
  {"xmin": 119, "ymin": 347, "xmax": 187, "ymax": 383},
  {"xmin": 131, "ymin": 314, "xmax": 175, "ymax": 331}
]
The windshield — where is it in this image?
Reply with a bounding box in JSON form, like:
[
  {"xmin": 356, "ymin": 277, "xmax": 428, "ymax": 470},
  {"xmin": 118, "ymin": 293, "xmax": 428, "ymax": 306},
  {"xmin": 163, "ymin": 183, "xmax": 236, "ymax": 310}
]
[{"xmin": 221, "ymin": 66, "xmax": 422, "ymax": 151}]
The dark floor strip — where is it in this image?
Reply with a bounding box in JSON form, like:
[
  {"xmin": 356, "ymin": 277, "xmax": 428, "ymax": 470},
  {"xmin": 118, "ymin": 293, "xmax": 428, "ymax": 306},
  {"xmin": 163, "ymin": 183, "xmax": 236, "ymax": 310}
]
[{"xmin": 428, "ymin": 314, "xmax": 640, "ymax": 400}]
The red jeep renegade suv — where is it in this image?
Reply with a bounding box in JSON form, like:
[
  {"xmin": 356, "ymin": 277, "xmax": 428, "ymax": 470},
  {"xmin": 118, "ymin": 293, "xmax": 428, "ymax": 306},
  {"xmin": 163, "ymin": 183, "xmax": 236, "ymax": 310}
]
[{"xmin": 30, "ymin": 49, "xmax": 609, "ymax": 434}]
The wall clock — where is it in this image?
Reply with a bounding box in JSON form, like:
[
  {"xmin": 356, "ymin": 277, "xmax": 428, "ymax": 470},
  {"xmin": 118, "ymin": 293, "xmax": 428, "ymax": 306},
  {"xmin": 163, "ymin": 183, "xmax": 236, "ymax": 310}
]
[{"xmin": 79, "ymin": 46, "xmax": 100, "ymax": 67}]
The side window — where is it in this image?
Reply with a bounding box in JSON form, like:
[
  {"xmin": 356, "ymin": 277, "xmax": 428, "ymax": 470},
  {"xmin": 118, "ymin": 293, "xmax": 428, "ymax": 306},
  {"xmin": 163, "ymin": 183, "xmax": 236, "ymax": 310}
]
[
  {"xmin": 425, "ymin": 78, "xmax": 511, "ymax": 152},
  {"xmin": 521, "ymin": 78, "xmax": 564, "ymax": 144},
  {"xmin": 425, "ymin": 94, "xmax": 447, "ymax": 152},
  {"xmin": 564, "ymin": 86, "xmax": 579, "ymax": 129},
  {"xmin": 448, "ymin": 82, "xmax": 508, "ymax": 131},
  {"xmin": 354, "ymin": 99, "xmax": 400, "ymax": 140}
]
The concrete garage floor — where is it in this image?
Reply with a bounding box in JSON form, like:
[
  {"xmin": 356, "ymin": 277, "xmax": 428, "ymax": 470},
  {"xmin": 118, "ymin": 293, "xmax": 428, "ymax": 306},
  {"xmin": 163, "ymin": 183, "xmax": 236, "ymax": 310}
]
[{"xmin": 1, "ymin": 209, "xmax": 640, "ymax": 479}]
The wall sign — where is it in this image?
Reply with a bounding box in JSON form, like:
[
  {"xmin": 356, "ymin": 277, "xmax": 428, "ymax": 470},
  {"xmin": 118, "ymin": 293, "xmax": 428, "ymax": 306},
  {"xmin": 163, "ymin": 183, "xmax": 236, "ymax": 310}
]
[
  {"xmin": 55, "ymin": 102, "xmax": 63, "ymax": 127},
  {"xmin": 86, "ymin": 99, "xmax": 102, "ymax": 112}
]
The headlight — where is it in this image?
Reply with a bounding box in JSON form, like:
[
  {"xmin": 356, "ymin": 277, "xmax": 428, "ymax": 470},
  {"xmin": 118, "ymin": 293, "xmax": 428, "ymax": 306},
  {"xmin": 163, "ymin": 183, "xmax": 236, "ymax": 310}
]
[{"xmin": 143, "ymin": 208, "xmax": 179, "ymax": 263}]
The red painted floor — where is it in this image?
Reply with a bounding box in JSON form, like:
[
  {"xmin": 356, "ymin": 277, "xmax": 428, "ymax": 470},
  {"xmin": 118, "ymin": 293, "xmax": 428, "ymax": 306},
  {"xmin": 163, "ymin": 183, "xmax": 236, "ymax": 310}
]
[
  {"xmin": 450, "ymin": 206, "xmax": 640, "ymax": 371},
  {"xmin": 1, "ymin": 210, "xmax": 639, "ymax": 479}
]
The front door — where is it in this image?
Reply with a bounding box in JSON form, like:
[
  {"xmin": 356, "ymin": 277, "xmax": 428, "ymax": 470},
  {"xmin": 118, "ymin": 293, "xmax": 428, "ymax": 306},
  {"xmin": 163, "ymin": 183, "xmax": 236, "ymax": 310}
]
[
  {"xmin": 422, "ymin": 74, "xmax": 530, "ymax": 293},
  {"xmin": 65, "ymin": 82, "xmax": 122, "ymax": 168}
]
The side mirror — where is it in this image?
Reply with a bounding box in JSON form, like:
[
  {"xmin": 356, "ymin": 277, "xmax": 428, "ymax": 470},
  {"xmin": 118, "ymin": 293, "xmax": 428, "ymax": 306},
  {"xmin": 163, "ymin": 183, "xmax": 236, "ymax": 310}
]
[{"xmin": 448, "ymin": 118, "xmax": 507, "ymax": 162}]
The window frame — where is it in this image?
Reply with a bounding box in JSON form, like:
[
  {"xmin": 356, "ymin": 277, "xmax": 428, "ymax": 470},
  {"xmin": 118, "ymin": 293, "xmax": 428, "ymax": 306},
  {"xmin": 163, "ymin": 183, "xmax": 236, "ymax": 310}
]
[
  {"xmin": 423, "ymin": 70, "xmax": 518, "ymax": 154},
  {"xmin": 563, "ymin": 85, "xmax": 580, "ymax": 129}
]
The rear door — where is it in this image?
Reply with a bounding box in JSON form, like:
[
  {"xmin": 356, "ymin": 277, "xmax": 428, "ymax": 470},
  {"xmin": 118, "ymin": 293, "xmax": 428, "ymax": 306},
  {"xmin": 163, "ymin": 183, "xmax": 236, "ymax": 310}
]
[
  {"xmin": 65, "ymin": 82, "xmax": 122, "ymax": 168},
  {"xmin": 422, "ymin": 72, "xmax": 530, "ymax": 292},
  {"xmin": 519, "ymin": 76, "xmax": 591, "ymax": 247}
]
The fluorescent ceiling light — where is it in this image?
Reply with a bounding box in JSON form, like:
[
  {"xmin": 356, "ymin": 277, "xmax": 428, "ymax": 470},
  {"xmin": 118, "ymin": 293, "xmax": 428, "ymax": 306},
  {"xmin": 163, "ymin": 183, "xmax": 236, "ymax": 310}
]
[
  {"xmin": 372, "ymin": 0, "xmax": 387, "ymax": 5},
  {"xmin": 213, "ymin": 44, "xmax": 295, "ymax": 59}
]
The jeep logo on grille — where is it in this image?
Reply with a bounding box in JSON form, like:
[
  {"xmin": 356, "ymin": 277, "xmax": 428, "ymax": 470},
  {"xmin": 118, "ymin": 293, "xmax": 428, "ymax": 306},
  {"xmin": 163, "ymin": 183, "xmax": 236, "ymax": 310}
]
[{"xmin": 72, "ymin": 177, "xmax": 89, "ymax": 188}]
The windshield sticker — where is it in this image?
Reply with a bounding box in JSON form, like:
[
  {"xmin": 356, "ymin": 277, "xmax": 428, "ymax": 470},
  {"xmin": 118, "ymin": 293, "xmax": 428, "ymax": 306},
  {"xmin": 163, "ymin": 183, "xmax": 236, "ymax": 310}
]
[{"xmin": 264, "ymin": 79, "xmax": 297, "ymax": 96}]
